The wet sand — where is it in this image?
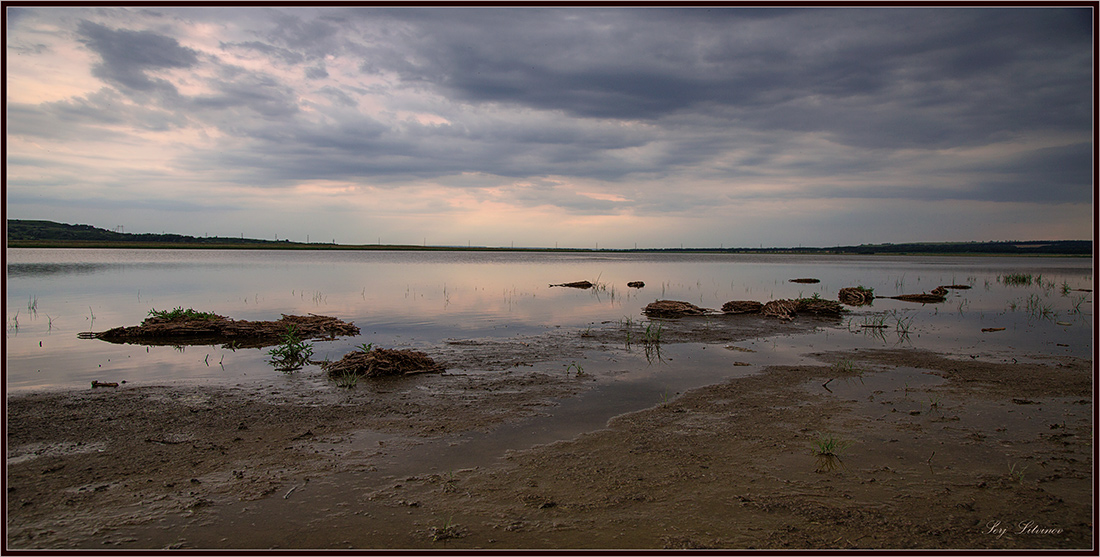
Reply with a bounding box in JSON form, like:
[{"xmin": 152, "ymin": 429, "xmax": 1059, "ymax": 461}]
[{"xmin": 5, "ymin": 319, "xmax": 1094, "ymax": 550}]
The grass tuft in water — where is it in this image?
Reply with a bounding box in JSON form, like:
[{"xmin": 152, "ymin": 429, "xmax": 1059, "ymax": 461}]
[
  {"xmin": 266, "ymin": 325, "xmax": 314, "ymax": 372},
  {"xmin": 1000, "ymin": 273, "xmax": 1033, "ymax": 286},
  {"xmin": 812, "ymin": 434, "xmax": 851, "ymax": 457}
]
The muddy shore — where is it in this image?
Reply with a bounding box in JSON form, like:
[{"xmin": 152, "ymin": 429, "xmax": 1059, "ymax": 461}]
[{"xmin": 5, "ymin": 317, "xmax": 1094, "ymax": 550}]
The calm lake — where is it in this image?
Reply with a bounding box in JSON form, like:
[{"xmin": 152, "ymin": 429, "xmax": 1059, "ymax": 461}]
[{"xmin": 5, "ymin": 248, "xmax": 1093, "ymax": 394}]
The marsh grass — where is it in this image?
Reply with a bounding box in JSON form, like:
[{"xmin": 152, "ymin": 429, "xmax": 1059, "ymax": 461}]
[
  {"xmin": 1000, "ymin": 272, "xmax": 1033, "ymax": 286},
  {"xmin": 148, "ymin": 307, "xmax": 221, "ymax": 321},
  {"xmin": 1069, "ymin": 294, "xmax": 1089, "ymax": 315},
  {"xmin": 1023, "ymin": 294, "xmax": 1055, "ymax": 321}
]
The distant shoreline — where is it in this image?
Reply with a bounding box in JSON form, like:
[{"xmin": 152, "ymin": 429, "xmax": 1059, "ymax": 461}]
[
  {"xmin": 6, "ymin": 219, "xmax": 1093, "ymax": 255},
  {"xmin": 5, "ymin": 239, "xmax": 1092, "ymax": 257}
]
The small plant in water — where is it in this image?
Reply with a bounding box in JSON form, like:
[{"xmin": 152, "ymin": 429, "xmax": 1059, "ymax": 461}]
[
  {"xmin": 812, "ymin": 434, "xmax": 852, "ymax": 473},
  {"xmin": 356, "ymin": 342, "xmax": 374, "ymax": 353},
  {"xmin": 332, "ymin": 369, "xmax": 360, "ymax": 389},
  {"xmin": 642, "ymin": 322, "xmax": 664, "ymax": 345},
  {"xmin": 812, "ymin": 434, "xmax": 852, "ymax": 457},
  {"xmin": 267, "ymin": 325, "xmax": 314, "ymax": 372},
  {"xmin": 565, "ymin": 361, "xmax": 586, "ymax": 377}
]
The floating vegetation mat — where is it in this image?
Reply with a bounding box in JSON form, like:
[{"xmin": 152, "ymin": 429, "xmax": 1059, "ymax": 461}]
[{"xmin": 85, "ymin": 314, "xmax": 360, "ymax": 348}]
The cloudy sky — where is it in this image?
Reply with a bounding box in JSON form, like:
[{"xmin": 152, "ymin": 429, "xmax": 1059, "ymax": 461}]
[{"xmin": 5, "ymin": 6, "xmax": 1093, "ymax": 248}]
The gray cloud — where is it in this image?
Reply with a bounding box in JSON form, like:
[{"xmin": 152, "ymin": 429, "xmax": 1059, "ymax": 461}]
[{"xmin": 76, "ymin": 20, "xmax": 198, "ymax": 92}]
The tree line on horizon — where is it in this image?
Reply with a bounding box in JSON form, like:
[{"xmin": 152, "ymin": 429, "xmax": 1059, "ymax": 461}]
[{"xmin": 5, "ymin": 219, "xmax": 1093, "ymax": 255}]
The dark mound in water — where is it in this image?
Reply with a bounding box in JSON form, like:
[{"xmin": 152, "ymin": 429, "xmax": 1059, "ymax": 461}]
[
  {"xmin": 721, "ymin": 300, "xmax": 764, "ymax": 314},
  {"xmin": 321, "ymin": 348, "xmax": 444, "ymax": 378},
  {"xmin": 86, "ymin": 314, "xmax": 360, "ymax": 348},
  {"xmin": 550, "ymin": 281, "xmax": 594, "ymax": 289},
  {"xmin": 627, "ymin": 281, "xmax": 645, "ymax": 288},
  {"xmin": 789, "ymin": 278, "xmax": 820, "ymax": 284},
  {"xmin": 643, "ymin": 300, "xmax": 713, "ymax": 317}
]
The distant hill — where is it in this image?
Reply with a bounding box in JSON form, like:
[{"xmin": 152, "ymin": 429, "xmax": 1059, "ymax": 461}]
[
  {"xmin": 6, "ymin": 219, "xmax": 287, "ymax": 247},
  {"xmin": 5, "ymin": 219, "xmax": 1094, "ymax": 255}
]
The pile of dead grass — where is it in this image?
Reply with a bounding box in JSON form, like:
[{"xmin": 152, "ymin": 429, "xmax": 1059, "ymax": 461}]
[
  {"xmin": 643, "ymin": 300, "xmax": 713, "ymax": 317},
  {"xmin": 321, "ymin": 348, "xmax": 444, "ymax": 378}
]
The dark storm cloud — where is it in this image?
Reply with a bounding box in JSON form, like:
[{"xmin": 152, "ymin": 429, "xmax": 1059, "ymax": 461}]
[
  {"xmin": 364, "ymin": 8, "xmax": 1091, "ymax": 150},
  {"xmin": 76, "ymin": 20, "xmax": 198, "ymax": 92}
]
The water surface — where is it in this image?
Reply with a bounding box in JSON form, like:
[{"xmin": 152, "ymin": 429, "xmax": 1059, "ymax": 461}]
[{"xmin": 5, "ymin": 248, "xmax": 1093, "ymax": 392}]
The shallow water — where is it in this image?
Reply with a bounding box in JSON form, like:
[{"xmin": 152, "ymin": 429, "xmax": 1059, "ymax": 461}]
[{"xmin": 5, "ymin": 248, "xmax": 1093, "ymax": 392}]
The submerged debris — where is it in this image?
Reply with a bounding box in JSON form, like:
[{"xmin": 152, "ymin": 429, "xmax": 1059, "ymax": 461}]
[
  {"xmin": 627, "ymin": 281, "xmax": 646, "ymax": 288},
  {"xmin": 550, "ymin": 281, "xmax": 595, "ymax": 289},
  {"xmin": 321, "ymin": 348, "xmax": 444, "ymax": 378},
  {"xmin": 838, "ymin": 287, "xmax": 875, "ymax": 306},
  {"xmin": 88, "ymin": 313, "xmax": 360, "ymax": 348},
  {"xmin": 643, "ymin": 300, "xmax": 713, "ymax": 317},
  {"xmin": 888, "ymin": 293, "xmax": 947, "ymax": 303},
  {"xmin": 721, "ymin": 300, "xmax": 764, "ymax": 314},
  {"xmin": 943, "ymin": 284, "xmax": 972, "ymax": 290},
  {"xmin": 789, "ymin": 278, "xmax": 821, "ymax": 284}
]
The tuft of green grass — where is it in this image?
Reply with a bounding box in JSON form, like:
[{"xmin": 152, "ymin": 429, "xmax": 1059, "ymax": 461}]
[
  {"xmin": 266, "ymin": 325, "xmax": 314, "ymax": 372},
  {"xmin": 1008, "ymin": 462, "xmax": 1029, "ymax": 483},
  {"xmin": 428, "ymin": 516, "xmax": 466, "ymax": 542},
  {"xmin": 148, "ymin": 306, "xmax": 221, "ymax": 321},
  {"xmin": 332, "ymin": 369, "xmax": 360, "ymax": 389},
  {"xmin": 642, "ymin": 322, "xmax": 664, "ymax": 345},
  {"xmin": 812, "ymin": 434, "xmax": 852, "ymax": 457}
]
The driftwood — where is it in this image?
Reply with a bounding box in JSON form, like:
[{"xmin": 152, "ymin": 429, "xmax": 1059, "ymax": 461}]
[
  {"xmin": 643, "ymin": 300, "xmax": 713, "ymax": 317},
  {"xmin": 721, "ymin": 300, "xmax": 764, "ymax": 314},
  {"xmin": 626, "ymin": 281, "xmax": 645, "ymax": 288},
  {"xmin": 789, "ymin": 278, "xmax": 820, "ymax": 284},
  {"xmin": 550, "ymin": 281, "xmax": 594, "ymax": 289},
  {"xmin": 321, "ymin": 348, "xmax": 444, "ymax": 378},
  {"xmin": 838, "ymin": 287, "xmax": 875, "ymax": 306},
  {"xmin": 91, "ymin": 381, "xmax": 119, "ymax": 388},
  {"xmin": 931, "ymin": 286, "xmax": 949, "ymax": 296},
  {"xmin": 88, "ymin": 314, "xmax": 360, "ymax": 348},
  {"xmin": 943, "ymin": 284, "xmax": 972, "ymax": 290}
]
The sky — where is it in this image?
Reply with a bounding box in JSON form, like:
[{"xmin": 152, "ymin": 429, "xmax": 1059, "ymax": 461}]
[{"xmin": 4, "ymin": 6, "xmax": 1094, "ymax": 248}]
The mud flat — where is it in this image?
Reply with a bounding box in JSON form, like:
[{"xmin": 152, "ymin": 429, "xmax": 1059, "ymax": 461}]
[{"xmin": 5, "ymin": 318, "xmax": 1093, "ymax": 550}]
